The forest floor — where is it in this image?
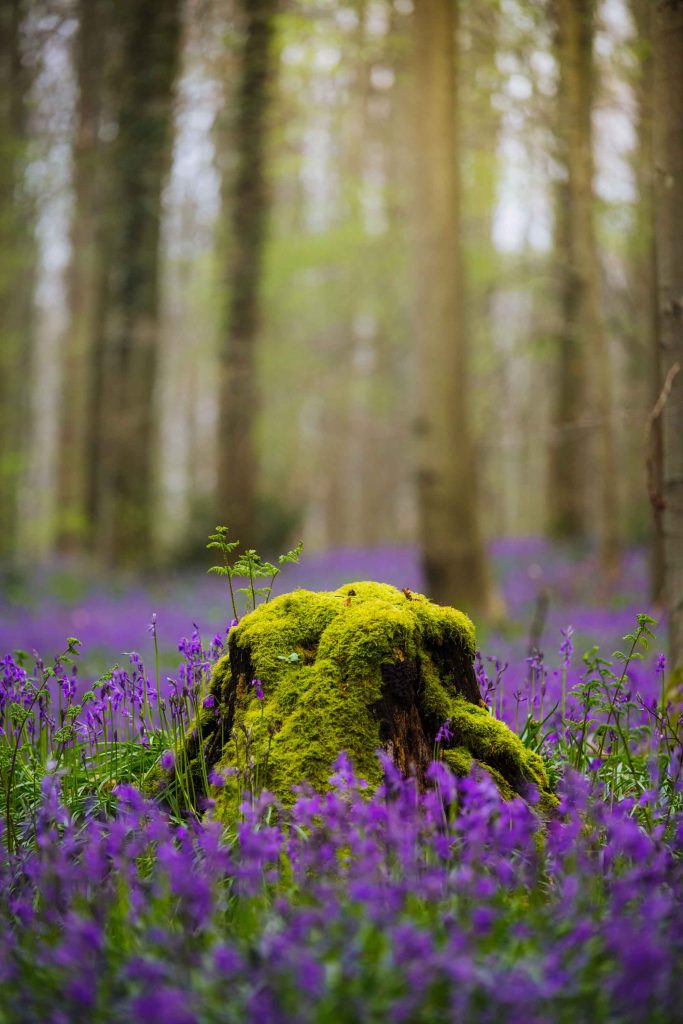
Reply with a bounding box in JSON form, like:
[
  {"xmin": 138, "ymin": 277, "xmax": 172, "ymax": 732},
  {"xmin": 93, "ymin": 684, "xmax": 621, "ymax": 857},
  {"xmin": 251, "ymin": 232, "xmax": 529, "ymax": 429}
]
[
  {"xmin": 1, "ymin": 538, "xmax": 680, "ymax": 1023},
  {"xmin": 0, "ymin": 537, "xmax": 661, "ymax": 716}
]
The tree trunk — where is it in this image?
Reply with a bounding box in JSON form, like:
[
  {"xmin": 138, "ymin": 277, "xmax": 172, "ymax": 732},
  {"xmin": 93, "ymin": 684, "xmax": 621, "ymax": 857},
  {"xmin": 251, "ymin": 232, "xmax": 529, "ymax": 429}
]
[
  {"xmin": 57, "ymin": 0, "xmax": 110, "ymax": 554},
  {"xmin": 216, "ymin": 0, "xmax": 277, "ymax": 548},
  {"xmin": 412, "ymin": 0, "xmax": 491, "ymax": 613},
  {"xmin": 548, "ymin": 0, "xmax": 619, "ymax": 575},
  {"xmin": 0, "ymin": 0, "xmax": 34, "ymax": 566},
  {"xmin": 89, "ymin": 0, "xmax": 182, "ymax": 566},
  {"xmin": 630, "ymin": 0, "xmax": 664, "ymax": 603},
  {"xmin": 460, "ymin": 0, "xmax": 504, "ymax": 541},
  {"xmin": 652, "ymin": 0, "xmax": 683, "ymax": 674}
]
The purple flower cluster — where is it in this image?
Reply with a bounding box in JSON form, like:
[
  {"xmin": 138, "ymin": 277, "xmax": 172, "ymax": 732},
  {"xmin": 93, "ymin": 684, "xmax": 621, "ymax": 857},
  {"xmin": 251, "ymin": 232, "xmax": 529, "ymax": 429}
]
[
  {"xmin": 1, "ymin": 756, "xmax": 681, "ymax": 1023},
  {"xmin": 0, "ymin": 540, "xmax": 657, "ymax": 682},
  {"xmin": 0, "ymin": 627, "xmax": 226, "ymax": 754},
  {"xmin": 1, "ymin": 542, "xmax": 681, "ymax": 1021},
  {"xmin": 0, "ymin": 623, "xmax": 233, "ymax": 845}
]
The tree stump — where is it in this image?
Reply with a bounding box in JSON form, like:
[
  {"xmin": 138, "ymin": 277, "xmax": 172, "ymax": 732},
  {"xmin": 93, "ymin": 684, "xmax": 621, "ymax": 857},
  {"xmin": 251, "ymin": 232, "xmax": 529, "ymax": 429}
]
[{"xmin": 169, "ymin": 581, "xmax": 553, "ymax": 819}]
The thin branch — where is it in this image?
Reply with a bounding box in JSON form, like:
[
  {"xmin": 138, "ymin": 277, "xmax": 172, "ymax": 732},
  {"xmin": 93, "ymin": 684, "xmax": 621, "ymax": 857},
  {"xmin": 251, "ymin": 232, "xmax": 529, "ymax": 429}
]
[
  {"xmin": 647, "ymin": 361, "xmax": 681, "ymax": 431},
  {"xmin": 645, "ymin": 361, "xmax": 681, "ymax": 511}
]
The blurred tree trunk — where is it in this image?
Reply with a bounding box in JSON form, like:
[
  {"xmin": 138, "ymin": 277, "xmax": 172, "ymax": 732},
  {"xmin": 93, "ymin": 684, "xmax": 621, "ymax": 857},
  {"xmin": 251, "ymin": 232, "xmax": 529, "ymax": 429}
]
[
  {"xmin": 89, "ymin": 0, "xmax": 182, "ymax": 566},
  {"xmin": 630, "ymin": 0, "xmax": 663, "ymax": 603},
  {"xmin": 652, "ymin": 0, "xmax": 683, "ymax": 674},
  {"xmin": 549, "ymin": 0, "xmax": 619, "ymax": 576},
  {"xmin": 0, "ymin": 0, "xmax": 34, "ymax": 566},
  {"xmin": 57, "ymin": 0, "xmax": 110, "ymax": 554},
  {"xmin": 412, "ymin": 0, "xmax": 491, "ymax": 613},
  {"xmin": 460, "ymin": 0, "xmax": 503, "ymax": 540},
  {"xmin": 216, "ymin": 0, "xmax": 277, "ymax": 547}
]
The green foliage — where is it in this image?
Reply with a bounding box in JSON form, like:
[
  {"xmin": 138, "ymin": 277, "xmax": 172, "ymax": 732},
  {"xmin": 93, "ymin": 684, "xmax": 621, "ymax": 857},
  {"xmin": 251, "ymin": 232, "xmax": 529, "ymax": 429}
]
[
  {"xmin": 4, "ymin": 522, "xmax": 681, "ymax": 859},
  {"xmin": 515, "ymin": 613, "xmax": 682, "ymax": 836},
  {"xmin": 0, "ymin": 663, "xmax": 168, "ymax": 855},
  {"xmin": 207, "ymin": 525, "xmax": 303, "ymax": 620},
  {"xmin": 2, "ymin": 637, "xmax": 80, "ymax": 853}
]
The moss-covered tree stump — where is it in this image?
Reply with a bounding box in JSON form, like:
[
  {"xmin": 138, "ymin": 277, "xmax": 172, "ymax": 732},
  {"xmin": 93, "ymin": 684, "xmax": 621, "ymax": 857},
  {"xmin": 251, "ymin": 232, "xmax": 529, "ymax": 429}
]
[{"xmin": 171, "ymin": 581, "xmax": 553, "ymax": 819}]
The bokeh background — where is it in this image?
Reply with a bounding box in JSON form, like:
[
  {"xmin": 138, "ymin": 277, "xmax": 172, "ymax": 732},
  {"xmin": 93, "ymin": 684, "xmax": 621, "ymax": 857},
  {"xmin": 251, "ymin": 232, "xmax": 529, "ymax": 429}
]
[{"xmin": 0, "ymin": 0, "xmax": 679, "ymax": 684}]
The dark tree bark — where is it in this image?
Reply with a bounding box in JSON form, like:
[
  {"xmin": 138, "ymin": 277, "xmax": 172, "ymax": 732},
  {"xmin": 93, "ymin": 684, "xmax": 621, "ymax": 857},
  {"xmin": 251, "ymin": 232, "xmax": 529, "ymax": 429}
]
[
  {"xmin": 0, "ymin": 0, "xmax": 34, "ymax": 565},
  {"xmin": 652, "ymin": 0, "xmax": 683, "ymax": 674},
  {"xmin": 412, "ymin": 0, "xmax": 491, "ymax": 613},
  {"xmin": 89, "ymin": 0, "xmax": 182, "ymax": 566},
  {"xmin": 630, "ymin": 0, "xmax": 664, "ymax": 603},
  {"xmin": 548, "ymin": 0, "xmax": 619, "ymax": 576},
  {"xmin": 216, "ymin": 0, "xmax": 277, "ymax": 547},
  {"xmin": 57, "ymin": 0, "xmax": 110, "ymax": 554}
]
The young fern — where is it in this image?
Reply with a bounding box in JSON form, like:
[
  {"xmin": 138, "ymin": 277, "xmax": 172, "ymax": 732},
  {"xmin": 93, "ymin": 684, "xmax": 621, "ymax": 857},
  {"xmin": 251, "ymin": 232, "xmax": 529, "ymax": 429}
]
[
  {"xmin": 207, "ymin": 526, "xmax": 303, "ymax": 620},
  {"xmin": 206, "ymin": 526, "xmax": 240, "ymax": 622}
]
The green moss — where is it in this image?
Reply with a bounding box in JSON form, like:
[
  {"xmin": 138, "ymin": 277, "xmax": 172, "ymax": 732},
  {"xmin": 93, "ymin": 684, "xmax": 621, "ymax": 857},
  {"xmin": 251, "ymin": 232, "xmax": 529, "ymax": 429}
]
[
  {"xmin": 420, "ymin": 654, "xmax": 455, "ymax": 722},
  {"xmin": 442, "ymin": 745, "xmax": 518, "ymax": 802},
  {"xmin": 537, "ymin": 789, "xmax": 561, "ymax": 816},
  {"xmin": 174, "ymin": 581, "xmax": 555, "ymax": 821},
  {"xmin": 142, "ymin": 762, "xmax": 166, "ymax": 799},
  {"xmin": 479, "ymin": 763, "xmax": 517, "ymax": 802},
  {"xmin": 448, "ymin": 696, "xmax": 551, "ymax": 794},
  {"xmin": 442, "ymin": 746, "xmax": 474, "ymax": 777}
]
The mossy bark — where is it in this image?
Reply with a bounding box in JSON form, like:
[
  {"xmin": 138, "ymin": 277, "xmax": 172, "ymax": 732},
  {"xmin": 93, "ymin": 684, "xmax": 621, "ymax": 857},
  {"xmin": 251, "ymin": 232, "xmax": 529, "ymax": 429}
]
[
  {"xmin": 653, "ymin": 0, "xmax": 683, "ymax": 676},
  {"xmin": 88, "ymin": 0, "xmax": 182, "ymax": 565},
  {"xmin": 162, "ymin": 582, "xmax": 554, "ymax": 821}
]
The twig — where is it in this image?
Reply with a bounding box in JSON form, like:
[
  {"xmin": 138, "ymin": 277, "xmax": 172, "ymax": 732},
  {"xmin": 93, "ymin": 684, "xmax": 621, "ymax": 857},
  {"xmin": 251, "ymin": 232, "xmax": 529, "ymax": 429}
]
[{"xmin": 645, "ymin": 361, "xmax": 681, "ymax": 511}]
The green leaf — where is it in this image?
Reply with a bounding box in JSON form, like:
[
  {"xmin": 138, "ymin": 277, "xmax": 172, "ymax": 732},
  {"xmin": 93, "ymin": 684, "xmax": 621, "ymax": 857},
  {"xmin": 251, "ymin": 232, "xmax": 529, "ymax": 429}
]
[{"xmin": 279, "ymin": 540, "xmax": 304, "ymax": 566}]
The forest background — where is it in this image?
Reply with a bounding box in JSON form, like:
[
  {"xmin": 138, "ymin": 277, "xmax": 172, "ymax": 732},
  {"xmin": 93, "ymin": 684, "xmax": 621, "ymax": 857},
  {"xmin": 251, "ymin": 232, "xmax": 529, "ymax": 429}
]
[{"xmin": 1, "ymin": 0, "xmax": 682, "ymax": 676}]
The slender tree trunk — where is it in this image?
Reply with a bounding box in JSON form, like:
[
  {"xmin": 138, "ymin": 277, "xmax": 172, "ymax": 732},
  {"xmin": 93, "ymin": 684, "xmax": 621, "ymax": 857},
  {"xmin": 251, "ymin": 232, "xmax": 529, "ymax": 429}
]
[
  {"xmin": 412, "ymin": 0, "xmax": 490, "ymax": 612},
  {"xmin": 549, "ymin": 0, "xmax": 619, "ymax": 576},
  {"xmin": 216, "ymin": 0, "xmax": 277, "ymax": 547},
  {"xmin": 90, "ymin": 0, "xmax": 182, "ymax": 566},
  {"xmin": 630, "ymin": 0, "xmax": 664, "ymax": 603},
  {"xmin": 0, "ymin": 0, "xmax": 34, "ymax": 566},
  {"xmin": 461, "ymin": 0, "xmax": 503, "ymax": 540},
  {"xmin": 652, "ymin": 0, "xmax": 683, "ymax": 674},
  {"xmin": 549, "ymin": 171, "xmax": 586, "ymax": 540},
  {"xmin": 57, "ymin": 0, "xmax": 109, "ymax": 554}
]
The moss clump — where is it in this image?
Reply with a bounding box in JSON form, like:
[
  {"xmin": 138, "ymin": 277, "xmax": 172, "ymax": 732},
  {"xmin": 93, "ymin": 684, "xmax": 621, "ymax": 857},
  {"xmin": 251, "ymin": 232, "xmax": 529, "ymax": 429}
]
[
  {"xmin": 172, "ymin": 581, "xmax": 555, "ymax": 820},
  {"xmin": 447, "ymin": 696, "xmax": 550, "ymax": 796}
]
